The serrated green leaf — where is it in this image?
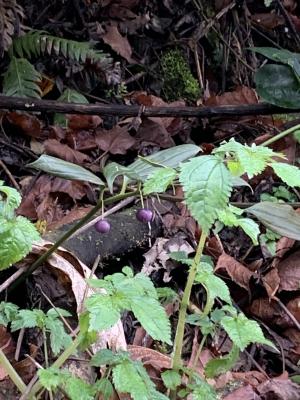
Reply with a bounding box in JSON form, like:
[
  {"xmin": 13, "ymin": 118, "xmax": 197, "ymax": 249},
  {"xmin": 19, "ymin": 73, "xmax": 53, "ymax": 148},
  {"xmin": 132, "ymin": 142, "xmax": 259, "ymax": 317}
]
[
  {"xmin": 65, "ymin": 376, "xmax": 95, "ymax": 400},
  {"xmin": 130, "ymin": 296, "xmax": 172, "ymax": 344},
  {"xmin": 195, "ymin": 263, "xmax": 232, "ymax": 305},
  {"xmin": 205, "ymin": 344, "xmax": 239, "ymax": 378},
  {"xmin": 11, "ymin": 309, "xmax": 45, "ymax": 331},
  {"xmin": 3, "ymin": 57, "xmax": 42, "ymax": 98},
  {"xmin": 0, "ymin": 182, "xmax": 21, "ymax": 218},
  {"xmin": 247, "ymin": 201, "xmax": 300, "ymax": 240},
  {"xmin": 0, "ymin": 216, "xmax": 40, "ymax": 270},
  {"xmin": 271, "ymin": 162, "xmax": 300, "ymax": 187},
  {"xmin": 169, "ymin": 251, "xmax": 193, "ymax": 265},
  {"xmin": 143, "ymin": 167, "xmax": 177, "ymax": 195},
  {"xmin": 179, "ymin": 155, "xmax": 232, "ymax": 233},
  {"xmin": 0, "ymin": 302, "xmax": 19, "ymax": 326},
  {"xmin": 221, "ymin": 313, "xmax": 276, "ymax": 351},
  {"xmin": 46, "ymin": 317, "xmax": 72, "ymax": 355},
  {"xmin": 85, "ymin": 294, "xmax": 121, "ymax": 332},
  {"xmin": 186, "ymin": 377, "xmax": 217, "ymax": 400},
  {"xmin": 54, "ymin": 89, "xmax": 89, "ymax": 127},
  {"xmin": 27, "ymin": 155, "xmax": 104, "ymax": 186},
  {"xmin": 38, "ymin": 367, "xmax": 64, "ymax": 390},
  {"xmin": 46, "ymin": 308, "xmax": 72, "ymax": 318},
  {"xmin": 94, "ymin": 378, "xmax": 113, "ymax": 400},
  {"xmin": 91, "ymin": 349, "xmax": 129, "ymax": 367},
  {"xmin": 161, "ymin": 370, "xmax": 181, "ymax": 390}
]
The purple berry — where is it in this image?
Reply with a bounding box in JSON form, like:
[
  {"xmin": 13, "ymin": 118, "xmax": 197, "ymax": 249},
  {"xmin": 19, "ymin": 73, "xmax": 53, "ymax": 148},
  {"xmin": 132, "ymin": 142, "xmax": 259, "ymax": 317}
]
[
  {"xmin": 94, "ymin": 219, "xmax": 111, "ymax": 233},
  {"xmin": 136, "ymin": 208, "xmax": 153, "ymax": 223}
]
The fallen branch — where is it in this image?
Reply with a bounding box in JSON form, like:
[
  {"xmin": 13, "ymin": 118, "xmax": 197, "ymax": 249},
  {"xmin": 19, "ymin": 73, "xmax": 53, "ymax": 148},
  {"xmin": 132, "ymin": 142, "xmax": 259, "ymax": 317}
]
[{"xmin": 0, "ymin": 95, "xmax": 298, "ymax": 117}]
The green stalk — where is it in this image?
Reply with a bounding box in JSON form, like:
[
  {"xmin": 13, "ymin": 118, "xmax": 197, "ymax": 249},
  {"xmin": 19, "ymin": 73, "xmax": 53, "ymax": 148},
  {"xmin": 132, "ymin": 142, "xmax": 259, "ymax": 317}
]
[
  {"xmin": 0, "ymin": 349, "xmax": 27, "ymax": 394},
  {"xmin": 261, "ymin": 123, "xmax": 300, "ymax": 147},
  {"xmin": 172, "ymin": 231, "xmax": 207, "ymax": 371},
  {"xmin": 28, "ymin": 336, "xmax": 81, "ymax": 399},
  {"xmin": 9, "ymin": 190, "xmax": 138, "ymax": 291}
]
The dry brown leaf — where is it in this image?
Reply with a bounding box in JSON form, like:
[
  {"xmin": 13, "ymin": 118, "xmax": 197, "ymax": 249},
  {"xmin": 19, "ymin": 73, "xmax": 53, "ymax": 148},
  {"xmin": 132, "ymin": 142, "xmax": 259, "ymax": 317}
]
[
  {"xmin": 44, "ymin": 139, "xmax": 91, "ymax": 165},
  {"xmin": 286, "ymin": 297, "xmax": 300, "ymax": 322},
  {"xmin": 204, "ymin": 86, "xmax": 258, "ymax": 107},
  {"xmin": 102, "ymin": 24, "xmax": 134, "ymax": 63},
  {"xmin": 135, "ymin": 119, "xmax": 175, "ymax": 149},
  {"xmin": 6, "ymin": 112, "xmax": 42, "ymax": 138},
  {"xmin": 30, "ymin": 241, "xmax": 127, "ymax": 351},
  {"xmin": 277, "ymin": 250, "xmax": 300, "ymax": 292},
  {"xmin": 67, "ymin": 115, "xmax": 102, "ymax": 130},
  {"xmin": 96, "ymin": 126, "xmax": 135, "ymax": 154},
  {"xmin": 249, "ymin": 298, "xmax": 292, "ymax": 328},
  {"xmin": 257, "ymin": 377, "xmax": 300, "ymax": 400},
  {"xmin": 128, "ymin": 345, "xmax": 172, "ymax": 370},
  {"xmin": 262, "ymin": 267, "xmax": 280, "ymax": 298},
  {"xmin": 251, "ymin": 13, "xmax": 285, "ymax": 30},
  {"xmin": 215, "ymin": 252, "xmax": 254, "ymax": 292},
  {"xmin": 223, "ymin": 385, "xmax": 260, "ymax": 400}
]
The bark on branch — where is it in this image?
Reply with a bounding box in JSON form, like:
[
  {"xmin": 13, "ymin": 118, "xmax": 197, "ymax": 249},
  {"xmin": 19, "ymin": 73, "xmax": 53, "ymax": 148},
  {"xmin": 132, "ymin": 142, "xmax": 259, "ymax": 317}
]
[{"xmin": 0, "ymin": 95, "xmax": 297, "ymax": 117}]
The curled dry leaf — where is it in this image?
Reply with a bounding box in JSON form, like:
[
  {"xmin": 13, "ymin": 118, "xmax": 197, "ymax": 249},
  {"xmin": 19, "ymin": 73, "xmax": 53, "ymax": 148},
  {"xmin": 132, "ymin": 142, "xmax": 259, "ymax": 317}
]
[
  {"xmin": 215, "ymin": 252, "xmax": 254, "ymax": 292},
  {"xmin": 30, "ymin": 241, "xmax": 127, "ymax": 351},
  {"xmin": 204, "ymin": 86, "xmax": 258, "ymax": 107},
  {"xmin": 44, "ymin": 139, "xmax": 91, "ymax": 165},
  {"xmin": 67, "ymin": 114, "xmax": 102, "ymax": 130},
  {"xmin": 6, "ymin": 112, "xmax": 42, "ymax": 138},
  {"xmin": 102, "ymin": 24, "xmax": 134, "ymax": 63},
  {"xmin": 277, "ymin": 250, "xmax": 300, "ymax": 292},
  {"xmin": 96, "ymin": 125, "xmax": 135, "ymax": 155}
]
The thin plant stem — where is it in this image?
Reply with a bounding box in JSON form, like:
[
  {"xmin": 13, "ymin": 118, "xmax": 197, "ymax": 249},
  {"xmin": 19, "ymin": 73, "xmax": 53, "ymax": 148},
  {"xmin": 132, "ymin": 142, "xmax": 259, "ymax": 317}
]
[
  {"xmin": 28, "ymin": 336, "xmax": 81, "ymax": 399},
  {"xmin": 7, "ymin": 190, "xmax": 138, "ymax": 292},
  {"xmin": 172, "ymin": 231, "xmax": 207, "ymax": 372},
  {"xmin": 192, "ymin": 334, "xmax": 207, "ymax": 372},
  {"xmin": 261, "ymin": 123, "xmax": 300, "ymax": 147},
  {"xmin": 0, "ymin": 349, "xmax": 27, "ymax": 394}
]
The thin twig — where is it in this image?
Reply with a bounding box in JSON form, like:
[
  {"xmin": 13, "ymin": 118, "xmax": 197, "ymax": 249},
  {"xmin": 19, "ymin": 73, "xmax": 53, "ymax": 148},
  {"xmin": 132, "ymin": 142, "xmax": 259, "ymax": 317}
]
[{"xmin": 0, "ymin": 160, "xmax": 20, "ymax": 190}]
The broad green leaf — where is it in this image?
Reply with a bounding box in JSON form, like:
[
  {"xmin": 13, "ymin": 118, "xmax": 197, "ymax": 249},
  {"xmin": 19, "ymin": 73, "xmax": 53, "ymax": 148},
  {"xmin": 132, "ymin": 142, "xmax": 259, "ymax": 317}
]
[
  {"xmin": 251, "ymin": 47, "xmax": 300, "ymax": 77},
  {"xmin": 271, "ymin": 162, "xmax": 300, "ymax": 187},
  {"xmin": 237, "ymin": 218, "xmax": 260, "ymax": 245},
  {"xmin": 0, "ymin": 302, "xmax": 19, "ymax": 326},
  {"xmin": 0, "ymin": 216, "xmax": 40, "ymax": 270},
  {"xmin": 221, "ymin": 313, "xmax": 275, "ymax": 351},
  {"xmin": 0, "ymin": 182, "xmax": 21, "ymax": 218},
  {"xmin": 54, "ymin": 89, "xmax": 89, "ymax": 127},
  {"xmin": 161, "ymin": 370, "xmax": 181, "ymax": 390},
  {"xmin": 127, "ymin": 144, "xmax": 200, "ymax": 183},
  {"xmin": 255, "ymin": 64, "xmax": 300, "ymax": 108},
  {"xmin": 247, "ymin": 202, "xmax": 300, "ymax": 240},
  {"xmin": 130, "ymin": 296, "xmax": 172, "ymax": 344},
  {"xmin": 195, "ymin": 263, "xmax": 232, "ymax": 305},
  {"xmin": 85, "ymin": 294, "xmax": 121, "ymax": 331},
  {"xmin": 205, "ymin": 344, "xmax": 239, "ymax": 378},
  {"xmin": 27, "ymin": 155, "xmax": 104, "ymax": 186},
  {"xmin": 103, "ymin": 162, "xmax": 142, "ymax": 193},
  {"xmin": 179, "ymin": 155, "xmax": 232, "ymax": 233},
  {"xmin": 143, "ymin": 167, "xmax": 177, "ymax": 195}
]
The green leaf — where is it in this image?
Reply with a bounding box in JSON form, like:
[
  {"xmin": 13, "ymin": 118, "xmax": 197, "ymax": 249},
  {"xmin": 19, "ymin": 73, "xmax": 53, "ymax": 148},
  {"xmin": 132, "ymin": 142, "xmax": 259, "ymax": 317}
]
[
  {"xmin": 85, "ymin": 294, "xmax": 121, "ymax": 332},
  {"xmin": 161, "ymin": 369, "xmax": 181, "ymax": 390},
  {"xmin": 11, "ymin": 309, "xmax": 45, "ymax": 331},
  {"xmin": 130, "ymin": 296, "xmax": 172, "ymax": 344},
  {"xmin": 0, "ymin": 182, "xmax": 21, "ymax": 218},
  {"xmin": 214, "ymin": 139, "xmax": 281, "ymax": 178},
  {"xmin": 94, "ymin": 378, "xmax": 114, "ymax": 400},
  {"xmin": 247, "ymin": 201, "xmax": 300, "ymax": 240},
  {"xmin": 27, "ymin": 155, "xmax": 104, "ymax": 186},
  {"xmin": 3, "ymin": 57, "xmax": 42, "ymax": 98},
  {"xmin": 127, "ymin": 144, "xmax": 200, "ymax": 183},
  {"xmin": 205, "ymin": 344, "xmax": 240, "ymax": 378},
  {"xmin": 255, "ymin": 64, "xmax": 300, "ymax": 108},
  {"xmin": 113, "ymin": 360, "xmax": 169, "ymax": 400},
  {"xmin": 46, "ymin": 317, "xmax": 72, "ymax": 355},
  {"xmin": 54, "ymin": 89, "xmax": 89, "ymax": 127},
  {"xmin": 251, "ymin": 47, "xmax": 300, "ymax": 77},
  {"xmin": 221, "ymin": 313, "xmax": 276, "ymax": 351},
  {"xmin": 38, "ymin": 367, "xmax": 64, "ymax": 390},
  {"xmin": 0, "ymin": 302, "xmax": 19, "ymax": 326},
  {"xmin": 91, "ymin": 349, "xmax": 129, "ymax": 367},
  {"xmin": 271, "ymin": 162, "xmax": 300, "ymax": 187},
  {"xmin": 103, "ymin": 162, "xmax": 142, "ymax": 193},
  {"xmin": 195, "ymin": 263, "xmax": 232, "ymax": 305},
  {"xmin": 46, "ymin": 308, "xmax": 72, "ymax": 318},
  {"xmin": 169, "ymin": 251, "xmax": 193, "ymax": 265},
  {"xmin": 143, "ymin": 167, "xmax": 177, "ymax": 195},
  {"xmin": 65, "ymin": 376, "xmax": 95, "ymax": 400},
  {"xmin": 0, "ymin": 216, "xmax": 40, "ymax": 270},
  {"xmin": 180, "ymin": 155, "xmax": 232, "ymax": 233},
  {"xmin": 185, "ymin": 375, "xmax": 217, "ymax": 400}
]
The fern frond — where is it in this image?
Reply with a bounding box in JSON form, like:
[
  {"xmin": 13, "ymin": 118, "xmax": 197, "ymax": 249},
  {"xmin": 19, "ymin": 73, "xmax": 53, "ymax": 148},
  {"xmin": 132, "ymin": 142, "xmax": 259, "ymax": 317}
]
[
  {"xmin": 0, "ymin": 0, "xmax": 24, "ymax": 55},
  {"xmin": 12, "ymin": 30, "xmax": 112, "ymax": 70},
  {"xmin": 3, "ymin": 57, "xmax": 42, "ymax": 98}
]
